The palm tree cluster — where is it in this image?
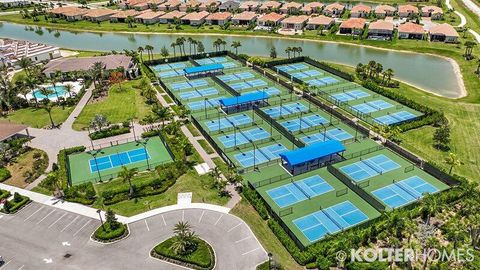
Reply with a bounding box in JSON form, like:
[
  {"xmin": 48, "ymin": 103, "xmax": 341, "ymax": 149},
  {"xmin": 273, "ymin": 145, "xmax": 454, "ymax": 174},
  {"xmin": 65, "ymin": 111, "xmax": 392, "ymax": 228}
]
[
  {"xmin": 356, "ymin": 61, "xmax": 395, "ymax": 87},
  {"xmin": 285, "ymin": 47, "xmax": 303, "ymax": 59},
  {"xmin": 170, "ymin": 221, "xmax": 198, "ymax": 256},
  {"xmin": 212, "ymin": 38, "xmax": 227, "ymax": 52}
]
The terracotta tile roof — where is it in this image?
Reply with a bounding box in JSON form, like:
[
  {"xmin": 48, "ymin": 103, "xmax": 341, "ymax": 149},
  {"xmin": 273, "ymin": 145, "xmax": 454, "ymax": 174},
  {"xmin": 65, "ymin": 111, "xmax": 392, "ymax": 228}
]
[
  {"xmin": 429, "ymin": 23, "xmax": 459, "ymax": 37},
  {"xmin": 374, "ymin": 4, "xmax": 395, "ymax": 14},
  {"xmin": 282, "ymin": 2, "xmax": 302, "ymax": 9},
  {"xmin": 398, "ymin": 5, "xmax": 418, "ymax": 13},
  {"xmin": 301, "ymin": 2, "xmax": 324, "ymax": 12},
  {"xmin": 83, "ymin": 9, "xmax": 118, "ymax": 18},
  {"xmin": 49, "ymin": 6, "xmax": 85, "ymax": 15},
  {"xmin": 133, "ymin": 1, "xmax": 149, "ymax": 7},
  {"xmin": 368, "ymin": 20, "xmax": 394, "ymax": 31},
  {"xmin": 199, "ymin": 0, "xmax": 220, "ymax": 8},
  {"xmin": 159, "ymin": 0, "xmax": 181, "ymax": 8},
  {"xmin": 307, "ymin": 15, "xmax": 334, "ymax": 25},
  {"xmin": 205, "ymin": 11, "xmax": 231, "ymax": 20},
  {"xmin": 281, "ymin": 15, "xmax": 309, "ymax": 24},
  {"xmin": 111, "ymin": 9, "xmax": 142, "ymax": 18},
  {"xmin": 135, "ymin": 10, "xmax": 165, "ymax": 19},
  {"xmin": 147, "ymin": 0, "xmax": 166, "ymax": 5},
  {"xmin": 421, "ymin": 5, "xmax": 443, "ymax": 14},
  {"xmin": 260, "ymin": 1, "xmax": 282, "ymax": 10},
  {"xmin": 181, "ymin": 10, "xmax": 209, "ymax": 20},
  {"xmin": 239, "ymin": 1, "xmax": 260, "ymax": 9},
  {"xmin": 340, "ymin": 18, "xmax": 366, "ymax": 29},
  {"xmin": 398, "ymin": 22, "xmax": 424, "ymax": 34},
  {"xmin": 351, "ymin": 4, "xmax": 371, "ymax": 13},
  {"xmin": 232, "ymin": 11, "xmax": 258, "ymax": 21},
  {"xmin": 63, "ymin": 8, "xmax": 89, "ymax": 17},
  {"xmin": 159, "ymin": 10, "xmax": 186, "ymax": 19},
  {"xmin": 324, "ymin": 3, "xmax": 344, "ymax": 12},
  {"xmin": 258, "ymin": 12, "xmax": 285, "ymax": 22}
]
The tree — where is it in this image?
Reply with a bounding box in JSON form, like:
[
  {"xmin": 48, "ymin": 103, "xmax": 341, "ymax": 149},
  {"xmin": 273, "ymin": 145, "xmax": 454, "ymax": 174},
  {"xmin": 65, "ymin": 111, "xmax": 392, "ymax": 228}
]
[
  {"xmin": 176, "ymin": 37, "xmax": 186, "ymax": 56},
  {"xmin": 64, "ymin": 83, "xmax": 74, "ymax": 98},
  {"xmin": 137, "ymin": 46, "xmax": 144, "ymax": 61},
  {"xmin": 145, "ymin": 45, "xmax": 154, "ymax": 60},
  {"xmin": 152, "ymin": 105, "xmax": 171, "ymax": 127},
  {"xmin": 197, "ymin": 41, "xmax": 205, "ymax": 53},
  {"xmin": 89, "ymin": 61, "xmax": 104, "ymax": 88},
  {"xmin": 160, "ymin": 45, "xmax": 169, "ymax": 58},
  {"xmin": 125, "ymin": 16, "xmax": 135, "ymax": 28},
  {"xmin": 40, "ymin": 98, "xmax": 56, "ymax": 129},
  {"xmin": 420, "ymin": 194, "xmax": 440, "ymax": 224},
  {"xmin": 118, "ymin": 166, "xmax": 138, "ymax": 197},
  {"xmin": 464, "ymin": 41, "xmax": 477, "ymax": 59},
  {"xmin": 465, "ymin": 212, "xmax": 480, "ymax": 249},
  {"xmin": 18, "ymin": 57, "xmax": 33, "ymax": 76},
  {"xmin": 433, "ymin": 123, "xmax": 450, "ymax": 150},
  {"xmin": 231, "ymin": 41, "xmax": 242, "ymax": 55},
  {"xmin": 444, "ymin": 152, "xmax": 462, "ymax": 174},
  {"xmin": 90, "ymin": 114, "xmax": 109, "ymax": 132},
  {"xmin": 2, "ymin": 199, "xmax": 12, "ymax": 213},
  {"xmin": 105, "ymin": 208, "xmax": 119, "ymax": 230},
  {"xmin": 384, "ymin": 68, "xmax": 394, "ymax": 84},
  {"xmin": 285, "ymin": 47, "xmax": 292, "ymax": 58},
  {"xmin": 109, "ymin": 71, "xmax": 125, "ymax": 91},
  {"xmin": 171, "ymin": 221, "xmax": 198, "ymax": 255},
  {"xmin": 142, "ymin": 86, "xmax": 157, "ymax": 104},
  {"xmin": 444, "ymin": 215, "xmax": 467, "ymax": 249},
  {"xmin": 170, "ymin": 42, "xmax": 177, "ymax": 56},
  {"xmin": 270, "ymin": 46, "xmax": 277, "ymax": 59},
  {"xmin": 187, "ymin": 37, "xmax": 195, "ymax": 55}
]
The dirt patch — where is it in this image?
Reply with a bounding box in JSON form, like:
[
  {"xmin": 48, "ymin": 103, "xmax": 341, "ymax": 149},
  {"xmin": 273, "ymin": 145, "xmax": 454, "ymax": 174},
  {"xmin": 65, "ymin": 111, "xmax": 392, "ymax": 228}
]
[{"xmin": 4, "ymin": 149, "xmax": 48, "ymax": 188}]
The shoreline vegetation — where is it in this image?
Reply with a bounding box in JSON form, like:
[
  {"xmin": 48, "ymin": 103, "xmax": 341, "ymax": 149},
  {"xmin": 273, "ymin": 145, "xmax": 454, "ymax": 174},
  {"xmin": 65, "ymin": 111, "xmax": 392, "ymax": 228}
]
[{"xmin": 0, "ymin": 18, "xmax": 474, "ymax": 99}]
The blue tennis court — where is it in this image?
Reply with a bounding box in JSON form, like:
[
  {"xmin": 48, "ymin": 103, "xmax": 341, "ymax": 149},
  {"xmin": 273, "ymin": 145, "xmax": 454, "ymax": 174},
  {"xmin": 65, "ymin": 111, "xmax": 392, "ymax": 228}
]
[
  {"xmin": 218, "ymin": 74, "xmax": 237, "ymax": 82},
  {"xmin": 340, "ymin": 154, "xmax": 401, "ymax": 182},
  {"xmin": 169, "ymin": 79, "xmax": 209, "ymax": 91},
  {"xmin": 196, "ymin": 57, "xmax": 227, "ymax": 65},
  {"xmin": 372, "ymin": 176, "xmax": 439, "ymax": 208},
  {"xmin": 374, "ymin": 111, "xmax": 418, "ymax": 125},
  {"xmin": 301, "ymin": 128, "xmax": 353, "ymax": 144},
  {"xmin": 247, "ymin": 79, "xmax": 268, "ymax": 88},
  {"xmin": 244, "ymin": 87, "xmax": 281, "ymax": 96},
  {"xmin": 158, "ymin": 69, "xmax": 184, "ymax": 78},
  {"xmin": 352, "ymin": 100, "xmax": 393, "ymax": 114},
  {"xmin": 151, "ymin": 62, "xmax": 187, "ymax": 71},
  {"xmin": 89, "ymin": 148, "xmax": 150, "ymax": 173},
  {"xmin": 280, "ymin": 114, "xmax": 328, "ymax": 132},
  {"xmin": 178, "ymin": 87, "xmax": 219, "ymax": 100},
  {"xmin": 306, "ymin": 77, "xmax": 339, "ymax": 87},
  {"xmin": 234, "ymin": 143, "xmax": 288, "ymax": 168},
  {"xmin": 229, "ymin": 81, "xmax": 251, "ymax": 91},
  {"xmin": 236, "ymin": 72, "xmax": 254, "ymax": 80},
  {"xmin": 278, "ymin": 63, "xmax": 308, "ymax": 72},
  {"xmin": 221, "ymin": 62, "xmax": 237, "ymax": 69},
  {"xmin": 304, "ymin": 69, "xmax": 322, "ymax": 76},
  {"xmin": 294, "ymin": 201, "xmax": 369, "ymax": 242},
  {"xmin": 205, "ymin": 114, "xmax": 252, "ymax": 131},
  {"xmin": 262, "ymin": 102, "xmax": 307, "ymax": 118},
  {"xmin": 187, "ymin": 96, "xmax": 224, "ymax": 110},
  {"xmin": 331, "ymin": 89, "xmax": 370, "ymax": 103},
  {"xmin": 218, "ymin": 127, "xmax": 270, "ymax": 148},
  {"xmin": 267, "ymin": 175, "xmax": 334, "ymax": 208}
]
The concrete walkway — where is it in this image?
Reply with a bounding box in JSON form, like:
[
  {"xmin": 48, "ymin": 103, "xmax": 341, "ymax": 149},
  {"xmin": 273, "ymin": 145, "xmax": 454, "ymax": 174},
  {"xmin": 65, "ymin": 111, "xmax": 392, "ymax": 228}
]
[{"xmin": 446, "ymin": 0, "xmax": 480, "ymax": 42}]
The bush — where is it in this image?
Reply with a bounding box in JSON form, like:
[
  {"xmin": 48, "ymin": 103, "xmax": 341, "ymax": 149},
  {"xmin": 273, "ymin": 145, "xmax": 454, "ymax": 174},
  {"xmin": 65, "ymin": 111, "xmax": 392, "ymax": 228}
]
[
  {"xmin": 0, "ymin": 167, "xmax": 11, "ymax": 182},
  {"xmin": 89, "ymin": 125, "xmax": 130, "ymax": 140},
  {"xmin": 1, "ymin": 194, "xmax": 30, "ymax": 214},
  {"xmin": 13, "ymin": 192, "xmax": 22, "ymax": 203},
  {"xmin": 63, "ymin": 182, "xmax": 96, "ymax": 205},
  {"xmin": 93, "ymin": 222, "xmax": 127, "ymax": 242},
  {"xmin": 242, "ymin": 186, "xmax": 269, "ymax": 220},
  {"xmin": 152, "ymin": 237, "xmax": 214, "ymax": 270},
  {"xmin": 0, "ymin": 189, "xmax": 11, "ymax": 200},
  {"xmin": 57, "ymin": 146, "xmax": 86, "ymax": 189}
]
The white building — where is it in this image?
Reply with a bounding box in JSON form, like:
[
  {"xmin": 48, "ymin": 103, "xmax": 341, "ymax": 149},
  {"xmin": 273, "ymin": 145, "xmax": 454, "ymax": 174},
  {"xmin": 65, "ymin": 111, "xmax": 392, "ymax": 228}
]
[{"xmin": 0, "ymin": 39, "xmax": 61, "ymax": 69}]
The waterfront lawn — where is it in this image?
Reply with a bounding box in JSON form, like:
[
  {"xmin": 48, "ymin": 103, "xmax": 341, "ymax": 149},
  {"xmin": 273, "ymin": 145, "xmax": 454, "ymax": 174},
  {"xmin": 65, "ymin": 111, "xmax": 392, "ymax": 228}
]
[
  {"xmin": 73, "ymin": 80, "xmax": 152, "ymax": 130},
  {"xmin": 4, "ymin": 106, "xmax": 74, "ymax": 128}
]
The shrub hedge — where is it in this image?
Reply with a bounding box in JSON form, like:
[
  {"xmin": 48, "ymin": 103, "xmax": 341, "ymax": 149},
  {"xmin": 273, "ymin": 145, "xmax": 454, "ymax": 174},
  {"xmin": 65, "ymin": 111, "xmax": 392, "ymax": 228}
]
[
  {"xmin": 0, "ymin": 189, "xmax": 11, "ymax": 200},
  {"xmin": 63, "ymin": 182, "xmax": 96, "ymax": 205},
  {"xmin": 0, "ymin": 167, "xmax": 11, "ymax": 182},
  {"xmin": 1, "ymin": 194, "xmax": 30, "ymax": 214},
  {"xmin": 89, "ymin": 125, "xmax": 130, "ymax": 140},
  {"xmin": 152, "ymin": 237, "xmax": 215, "ymax": 270},
  {"xmin": 93, "ymin": 222, "xmax": 128, "ymax": 242},
  {"xmin": 243, "ymin": 186, "xmax": 269, "ymax": 220},
  {"xmin": 58, "ymin": 146, "xmax": 86, "ymax": 188}
]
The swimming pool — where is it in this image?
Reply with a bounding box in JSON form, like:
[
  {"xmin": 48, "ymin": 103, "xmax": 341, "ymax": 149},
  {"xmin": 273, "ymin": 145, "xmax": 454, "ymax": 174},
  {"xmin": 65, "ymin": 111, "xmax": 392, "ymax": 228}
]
[{"xmin": 33, "ymin": 85, "xmax": 68, "ymax": 100}]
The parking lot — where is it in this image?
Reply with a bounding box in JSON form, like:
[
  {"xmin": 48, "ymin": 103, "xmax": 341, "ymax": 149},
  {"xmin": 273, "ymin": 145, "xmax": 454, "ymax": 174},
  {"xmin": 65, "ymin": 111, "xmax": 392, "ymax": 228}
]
[{"xmin": 0, "ymin": 202, "xmax": 267, "ymax": 270}]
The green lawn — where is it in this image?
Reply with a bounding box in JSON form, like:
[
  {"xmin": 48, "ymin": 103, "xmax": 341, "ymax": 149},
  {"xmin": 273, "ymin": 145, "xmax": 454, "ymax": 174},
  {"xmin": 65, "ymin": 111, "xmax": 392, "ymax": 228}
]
[
  {"xmin": 72, "ymin": 80, "xmax": 153, "ymax": 130},
  {"xmin": 93, "ymin": 170, "xmax": 229, "ymax": 216},
  {"xmin": 153, "ymin": 237, "xmax": 214, "ymax": 269},
  {"xmin": 3, "ymin": 106, "xmax": 74, "ymax": 128}
]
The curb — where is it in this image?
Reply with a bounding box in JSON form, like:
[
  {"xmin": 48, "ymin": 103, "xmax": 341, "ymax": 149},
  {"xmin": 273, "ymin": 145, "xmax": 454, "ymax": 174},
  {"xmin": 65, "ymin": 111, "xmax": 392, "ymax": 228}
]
[{"xmin": 89, "ymin": 223, "xmax": 131, "ymax": 245}]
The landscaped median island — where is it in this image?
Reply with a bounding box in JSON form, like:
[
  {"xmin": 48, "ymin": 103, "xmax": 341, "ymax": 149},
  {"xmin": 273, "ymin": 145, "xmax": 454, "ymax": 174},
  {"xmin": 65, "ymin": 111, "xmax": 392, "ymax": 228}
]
[
  {"xmin": 151, "ymin": 221, "xmax": 215, "ymax": 270},
  {"xmin": 0, "ymin": 191, "xmax": 31, "ymax": 214},
  {"xmin": 92, "ymin": 209, "xmax": 129, "ymax": 242}
]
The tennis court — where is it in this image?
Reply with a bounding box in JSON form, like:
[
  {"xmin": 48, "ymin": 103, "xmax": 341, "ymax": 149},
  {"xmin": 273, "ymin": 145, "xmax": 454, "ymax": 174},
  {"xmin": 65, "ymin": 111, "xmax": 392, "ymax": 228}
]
[
  {"xmin": 178, "ymin": 87, "xmax": 219, "ymax": 100},
  {"xmin": 229, "ymin": 79, "xmax": 268, "ymax": 91},
  {"xmin": 151, "ymin": 62, "xmax": 187, "ymax": 72},
  {"xmin": 267, "ymin": 175, "xmax": 334, "ymax": 208},
  {"xmin": 293, "ymin": 201, "xmax": 369, "ymax": 242},
  {"xmin": 372, "ymin": 176, "xmax": 439, "ymax": 208},
  {"xmin": 306, "ymin": 77, "xmax": 339, "ymax": 86},
  {"xmin": 89, "ymin": 148, "xmax": 150, "ymax": 173},
  {"xmin": 187, "ymin": 96, "xmax": 225, "ymax": 111},
  {"xmin": 263, "ymin": 102, "xmax": 308, "ymax": 118},
  {"xmin": 340, "ymin": 154, "xmax": 401, "ymax": 182},
  {"xmin": 218, "ymin": 127, "xmax": 270, "ymax": 148},
  {"xmin": 169, "ymin": 79, "xmax": 209, "ymax": 91},
  {"xmin": 68, "ymin": 137, "xmax": 173, "ymax": 185},
  {"xmin": 205, "ymin": 114, "xmax": 252, "ymax": 131},
  {"xmin": 331, "ymin": 89, "xmax": 370, "ymax": 103},
  {"xmin": 352, "ymin": 100, "xmax": 393, "ymax": 114},
  {"xmin": 277, "ymin": 63, "xmax": 308, "ymax": 72},
  {"xmin": 301, "ymin": 128, "xmax": 353, "ymax": 144},
  {"xmin": 157, "ymin": 69, "xmax": 185, "ymax": 78},
  {"xmin": 280, "ymin": 114, "xmax": 328, "ymax": 132},
  {"xmin": 291, "ymin": 69, "xmax": 322, "ymax": 79},
  {"xmin": 218, "ymin": 71, "xmax": 255, "ymax": 82},
  {"xmin": 244, "ymin": 87, "xmax": 282, "ymax": 96},
  {"xmin": 195, "ymin": 56, "xmax": 227, "ymax": 64},
  {"xmin": 234, "ymin": 143, "xmax": 288, "ymax": 168},
  {"xmin": 374, "ymin": 111, "xmax": 418, "ymax": 125}
]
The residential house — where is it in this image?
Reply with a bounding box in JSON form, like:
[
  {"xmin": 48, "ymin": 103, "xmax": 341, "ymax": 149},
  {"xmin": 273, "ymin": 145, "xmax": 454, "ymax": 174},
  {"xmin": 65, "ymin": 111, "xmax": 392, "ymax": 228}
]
[
  {"xmin": 239, "ymin": 1, "xmax": 260, "ymax": 12},
  {"xmin": 257, "ymin": 12, "xmax": 285, "ymax": 27},
  {"xmin": 232, "ymin": 11, "xmax": 258, "ymax": 25},
  {"xmin": 49, "ymin": 6, "xmax": 86, "ymax": 19},
  {"xmin": 83, "ymin": 9, "xmax": 118, "ymax": 22},
  {"xmin": 179, "ymin": 0, "xmax": 200, "ymax": 12},
  {"xmin": 280, "ymin": 2, "xmax": 302, "ymax": 14},
  {"xmin": 421, "ymin": 6, "xmax": 443, "ymax": 20},
  {"xmin": 339, "ymin": 18, "xmax": 366, "ymax": 35},
  {"xmin": 0, "ymin": 38, "xmax": 61, "ymax": 69},
  {"xmin": 199, "ymin": 0, "xmax": 221, "ymax": 12},
  {"xmin": 259, "ymin": 1, "xmax": 282, "ymax": 13},
  {"xmin": 350, "ymin": 4, "xmax": 372, "ymax": 18},
  {"xmin": 374, "ymin": 5, "xmax": 395, "ymax": 18},
  {"xmin": 110, "ymin": 10, "xmax": 142, "ymax": 22},
  {"xmin": 323, "ymin": 3, "xmax": 345, "ymax": 17},
  {"xmin": 158, "ymin": 10, "xmax": 186, "ymax": 23},
  {"xmin": 181, "ymin": 11, "xmax": 209, "ymax": 25},
  {"xmin": 306, "ymin": 15, "xmax": 334, "ymax": 30},
  {"xmin": 0, "ymin": 0, "xmax": 29, "ymax": 8},
  {"xmin": 218, "ymin": 0, "xmax": 239, "ymax": 12},
  {"xmin": 398, "ymin": 22, "xmax": 424, "ymax": 39},
  {"xmin": 368, "ymin": 20, "xmax": 394, "ymax": 39},
  {"xmin": 429, "ymin": 23, "xmax": 459, "ymax": 42},
  {"xmin": 205, "ymin": 11, "xmax": 232, "ymax": 25},
  {"xmin": 135, "ymin": 10, "xmax": 165, "ymax": 24},
  {"xmin": 118, "ymin": 0, "xmax": 145, "ymax": 10},
  {"xmin": 398, "ymin": 5, "xmax": 418, "ymax": 18},
  {"xmin": 63, "ymin": 8, "xmax": 89, "ymax": 21},
  {"xmin": 301, "ymin": 2, "xmax": 324, "ymax": 15},
  {"xmin": 132, "ymin": 1, "xmax": 150, "ymax": 10},
  {"xmin": 281, "ymin": 15, "xmax": 309, "ymax": 30},
  {"xmin": 158, "ymin": 0, "xmax": 181, "ymax": 11}
]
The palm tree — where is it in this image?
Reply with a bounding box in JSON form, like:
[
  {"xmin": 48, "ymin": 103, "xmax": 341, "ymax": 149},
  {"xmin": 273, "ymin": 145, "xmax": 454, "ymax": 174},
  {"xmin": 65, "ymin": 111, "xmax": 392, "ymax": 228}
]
[
  {"xmin": 118, "ymin": 166, "xmax": 138, "ymax": 197},
  {"xmin": 125, "ymin": 16, "xmax": 135, "ymax": 28},
  {"xmin": 444, "ymin": 152, "xmax": 462, "ymax": 174},
  {"xmin": 137, "ymin": 46, "xmax": 144, "ymax": 61},
  {"xmin": 90, "ymin": 61, "xmax": 104, "ymax": 88},
  {"xmin": 384, "ymin": 68, "xmax": 394, "ymax": 84},
  {"xmin": 171, "ymin": 221, "xmax": 197, "ymax": 255},
  {"xmin": 145, "ymin": 45, "xmax": 154, "ymax": 61},
  {"xmin": 231, "ymin": 41, "xmax": 242, "ymax": 55},
  {"xmin": 18, "ymin": 57, "xmax": 33, "ymax": 76},
  {"xmin": 170, "ymin": 42, "xmax": 177, "ymax": 57},
  {"xmin": 49, "ymin": 75, "xmax": 61, "ymax": 104},
  {"xmin": 285, "ymin": 47, "xmax": 292, "ymax": 58},
  {"xmin": 197, "ymin": 41, "xmax": 205, "ymax": 53},
  {"xmin": 176, "ymin": 37, "xmax": 186, "ymax": 56},
  {"xmin": 187, "ymin": 37, "xmax": 195, "ymax": 55},
  {"xmin": 142, "ymin": 86, "xmax": 157, "ymax": 104},
  {"xmin": 152, "ymin": 105, "xmax": 171, "ymax": 127},
  {"xmin": 296, "ymin": 46, "xmax": 303, "ymax": 57},
  {"xmin": 421, "ymin": 194, "xmax": 440, "ymax": 224},
  {"xmin": 64, "ymin": 83, "xmax": 74, "ymax": 98},
  {"xmin": 464, "ymin": 41, "xmax": 477, "ymax": 59}
]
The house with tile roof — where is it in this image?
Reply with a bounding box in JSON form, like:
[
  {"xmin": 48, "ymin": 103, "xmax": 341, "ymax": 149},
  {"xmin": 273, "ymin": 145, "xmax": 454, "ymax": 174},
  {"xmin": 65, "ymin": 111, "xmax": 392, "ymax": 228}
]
[
  {"xmin": 158, "ymin": 10, "xmax": 186, "ymax": 23},
  {"xmin": 421, "ymin": 5, "xmax": 443, "ymax": 20},
  {"xmin": 179, "ymin": 0, "xmax": 200, "ymax": 12},
  {"xmin": 351, "ymin": 4, "xmax": 372, "ymax": 18},
  {"xmin": 205, "ymin": 11, "xmax": 232, "ymax": 25},
  {"xmin": 239, "ymin": 0, "xmax": 260, "ymax": 11},
  {"xmin": 181, "ymin": 10, "xmax": 209, "ymax": 25},
  {"xmin": 301, "ymin": 2, "xmax": 324, "ymax": 15},
  {"xmin": 429, "ymin": 23, "xmax": 459, "ymax": 42},
  {"xmin": 323, "ymin": 3, "xmax": 345, "ymax": 17},
  {"xmin": 398, "ymin": 5, "xmax": 418, "ymax": 18},
  {"xmin": 280, "ymin": 2, "xmax": 303, "ymax": 14},
  {"xmin": 218, "ymin": 0, "xmax": 239, "ymax": 12},
  {"xmin": 281, "ymin": 15, "xmax": 309, "ymax": 30},
  {"xmin": 257, "ymin": 12, "xmax": 285, "ymax": 27},
  {"xmin": 306, "ymin": 15, "xmax": 335, "ymax": 30},
  {"xmin": 158, "ymin": 0, "xmax": 181, "ymax": 11},
  {"xmin": 339, "ymin": 18, "xmax": 366, "ymax": 35},
  {"xmin": 368, "ymin": 20, "xmax": 394, "ymax": 39},
  {"xmin": 135, "ymin": 10, "xmax": 165, "ymax": 24},
  {"xmin": 83, "ymin": 9, "xmax": 118, "ymax": 22},
  {"xmin": 374, "ymin": 5, "xmax": 395, "ymax": 18},
  {"xmin": 259, "ymin": 1, "xmax": 282, "ymax": 13},
  {"xmin": 398, "ymin": 22, "xmax": 425, "ymax": 39},
  {"xmin": 199, "ymin": 0, "xmax": 221, "ymax": 12},
  {"xmin": 232, "ymin": 11, "xmax": 258, "ymax": 25}
]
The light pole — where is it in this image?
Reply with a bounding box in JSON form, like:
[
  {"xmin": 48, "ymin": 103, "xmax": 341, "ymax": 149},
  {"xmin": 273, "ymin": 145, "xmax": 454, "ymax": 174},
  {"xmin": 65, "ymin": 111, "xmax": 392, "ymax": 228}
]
[
  {"xmin": 88, "ymin": 149, "xmax": 104, "ymax": 182},
  {"xmin": 136, "ymin": 138, "xmax": 150, "ymax": 170},
  {"xmin": 97, "ymin": 209, "xmax": 105, "ymax": 231}
]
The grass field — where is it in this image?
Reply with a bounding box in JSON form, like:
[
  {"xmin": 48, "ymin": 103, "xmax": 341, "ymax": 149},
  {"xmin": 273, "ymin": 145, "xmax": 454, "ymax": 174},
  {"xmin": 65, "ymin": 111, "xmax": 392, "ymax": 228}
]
[
  {"xmin": 3, "ymin": 106, "xmax": 74, "ymax": 128},
  {"xmin": 72, "ymin": 80, "xmax": 153, "ymax": 130},
  {"xmin": 68, "ymin": 136, "xmax": 173, "ymax": 185}
]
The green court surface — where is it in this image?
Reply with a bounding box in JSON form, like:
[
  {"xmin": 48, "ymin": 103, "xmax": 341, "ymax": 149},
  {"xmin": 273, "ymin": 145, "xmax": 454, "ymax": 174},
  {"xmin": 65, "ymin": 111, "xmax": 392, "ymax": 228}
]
[{"xmin": 68, "ymin": 136, "xmax": 173, "ymax": 185}]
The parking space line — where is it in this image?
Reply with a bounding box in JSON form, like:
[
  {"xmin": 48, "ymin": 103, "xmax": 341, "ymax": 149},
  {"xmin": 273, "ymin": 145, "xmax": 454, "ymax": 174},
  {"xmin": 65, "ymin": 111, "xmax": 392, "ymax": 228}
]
[
  {"xmin": 198, "ymin": 210, "xmax": 205, "ymax": 223},
  {"xmin": 3, "ymin": 259, "xmax": 13, "ymax": 268},
  {"xmin": 48, "ymin": 213, "xmax": 67, "ymax": 229},
  {"xmin": 228, "ymin": 223, "xmax": 242, "ymax": 232},
  {"xmin": 144, "ymin": 219, "xmax": 150, "ymax": 232},
  {"xmin": 214, "ymin": 214, "xmax": 223, "ymax": 226},
  {"xmin": 61, "ymin": 216, "xmax": 79, "ymax": 232},
  {"xmin": 242, "ymin": 247, "xmax": 260, "ymax": 256},
  {"xmin": 235, "ymin": 236, "xmax": 251, "ymax": 243},
  {"xmin": 36, "ymin": 210, "xmax": 55, "ymax": 225},
  {"xmin": 182, "ymin": 210, "xmax": 184, "ymax": 221},
  {"xmin": 24, "ymin": 206, "xmax": 44, "ymax": 221},
  {"xmin": 73, "ymin": 220, "xmax": 91, "ymax": 237},
  {"xmin": 161, "ymin": 215, "xmax": 166, "ymax": 226},
  {"xmin": 18, "ymin": 265, "xmax": 25, "ymax": 270}
]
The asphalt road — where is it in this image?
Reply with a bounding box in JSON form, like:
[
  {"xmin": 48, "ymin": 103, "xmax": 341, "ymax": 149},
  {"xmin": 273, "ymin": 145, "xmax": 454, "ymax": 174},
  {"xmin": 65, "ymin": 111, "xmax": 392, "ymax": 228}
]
[{"xmin": 0, "ymin": 202, "xmax": 267, "ymax": 270}]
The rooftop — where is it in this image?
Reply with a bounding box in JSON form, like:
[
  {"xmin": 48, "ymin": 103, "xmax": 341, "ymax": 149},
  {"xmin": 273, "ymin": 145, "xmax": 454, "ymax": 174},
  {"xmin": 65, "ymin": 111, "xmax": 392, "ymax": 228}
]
[
  {"xmin": 301, "ymin": 2, "xmax": 324, "ymax": 11},
  {"xmin": 0, "ymin": 38, "xmax": 59, "ymax": 64},
  {"xmin": 351, "ymin": 4, "xmax": 372, "ymax": 13},
  {"xmin": 135, "ymin": 10, "xmax": 165, "ymax": 19},
  {"xmin": 110, "ymin": 9, "xmax": 143, "ymax": 18},
  {"xmin": 206, "ymin": 11, "xmax": 232, "ymax": 20},
  {"xmin": 398, "ymin": 4, "xmax": 419, "ymax": 13},
  {"xmin": 281, "ymin": 2, "xmax": 302, "ymax": 9},
  {"xmin": 324, "ymin": 3, "xmax": 344, "ymax": 11},
  {"xmin": 232, "ymin": 11, "xmax": 258, "ymax": 21},
  {"xmin": 307, "ymin": 15, "xmax": 334, "ymax": 25},
  {"xmin": 281, "ymin": 15, "xmax": 310, "ymax": 24},
  {"xmin": 159, "ymin": 10, "xmax": 186, "ymax": 19},
  {"xmin": 398, "ymin": 22, "xmax": 425, "ymax": 34},
  {"xmin": 340, "ymin": 18, "xmax": 367, "ymax": 29},
  {"xmin": 258, "ymin": 12, "xmax": 285, "ymax": 22},
  {"xmin": 374, "ymin": 4, "xmax": 396, "ymax": 14},
  {"xmin": 279, "ymin": 140, "xmax": 346, "ymax": 166},
  {"xmin": 260, "ymin": 1, "xmax": 282, "ymax": 9},
  {"xmin": 421, "ymin": 5, "xmax": 443, "ymax": 14},
  {"xmin": 43, "ymin": 55, "xmax": 133, "ymax": 74},
  {"xmin": 239, "ymin": 0, "xmax": 260, "ymax": 9},
  {"xmin": 219, "ymin": 91, "xmax": 269, "ymax": 107},
  {"xmin": 429, "ymin": 23, "xmax": 459, "ymax": 37},
  {"xmin": 0, "ymin": 121, "xmax": 28, "ymax": 142},
  {"xmin": 83, "ymin": 9, "xmax": 118, "ymax": 18},
  {"xmin": 181, "ymin": 11, "xmax": 210, "ymax": 20},
  {"xmin": 368, "ymin": 20, "xmax": 394, "ymax": 31}
]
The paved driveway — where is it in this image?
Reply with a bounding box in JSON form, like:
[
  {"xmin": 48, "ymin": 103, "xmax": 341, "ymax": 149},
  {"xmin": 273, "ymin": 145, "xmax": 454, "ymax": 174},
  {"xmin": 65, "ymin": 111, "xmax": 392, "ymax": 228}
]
[{"xmin": 0, "ymin": 203, "xmax": 267, "ymax": 270}]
